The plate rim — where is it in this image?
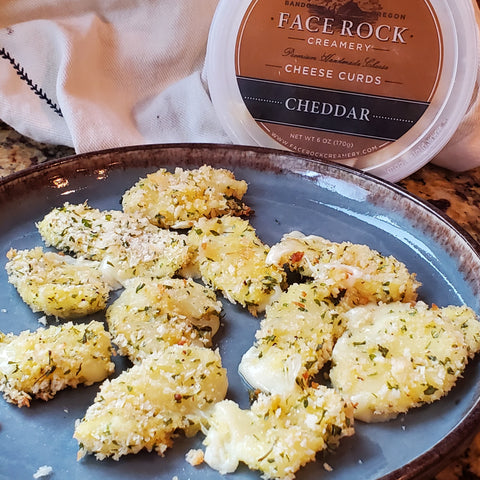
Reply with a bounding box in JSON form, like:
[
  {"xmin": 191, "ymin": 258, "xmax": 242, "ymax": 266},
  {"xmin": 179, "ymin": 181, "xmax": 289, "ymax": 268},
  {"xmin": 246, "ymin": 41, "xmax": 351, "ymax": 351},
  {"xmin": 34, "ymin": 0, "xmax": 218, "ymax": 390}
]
[{"xmin": 2, "ymin": 141, "xmax": 478, "ymax": 249}]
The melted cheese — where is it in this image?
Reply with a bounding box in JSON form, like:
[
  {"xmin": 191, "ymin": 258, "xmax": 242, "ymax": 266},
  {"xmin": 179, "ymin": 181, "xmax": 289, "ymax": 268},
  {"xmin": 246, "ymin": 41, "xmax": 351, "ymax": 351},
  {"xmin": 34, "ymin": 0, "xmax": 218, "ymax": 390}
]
[
  {"xmin": 74, "ymin": 345, "xmax": 227, "ymax": 460},
  {"xmin": 122, "ymin": 165, "xmax": 251, "ymax": 229},
  {"xmin": 267, "ymin": 231, "xmax": 420, "ymax": 306},
  {"xmin": 330, "ymin": 301, "xmax": 480, "ymax": 422},
  {"xmin": 203, "ymin": 385, "xmax": 354, "ymax": 479}
]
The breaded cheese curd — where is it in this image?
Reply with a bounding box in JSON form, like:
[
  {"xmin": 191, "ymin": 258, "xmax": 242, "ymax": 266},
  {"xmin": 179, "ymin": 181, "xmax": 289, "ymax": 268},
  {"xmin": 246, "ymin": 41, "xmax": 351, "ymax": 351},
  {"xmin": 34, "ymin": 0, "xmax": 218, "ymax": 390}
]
[
  {"xmin": 74, "ymin": 345, "xmax": 228, "ymax": 461},
  {"xmin": 267, "ymin": 231, "xmax": 420, "ymax": 305},
  {"xmin": 37, "ymin": 202, "xmax": 190, "ymax": 287},
  {"xmin": 202, "ymin": 385, "xmax": 354, "ymax": 480},
  {"xmin": 106, "ymin": 277, "xmax": 222, "ymax": 363},
  {"xmin": 186, "ymin": 216, "xmax": 285, "ymax": 315},
  {"xmin": 122, "ymin": 165, "xmax": 252, "ymax": 229},
  {"xmin": 6, "ymin": 247, "xmax": 111, "ymax": 319},
  {"xmin": 0, "ymin": 320, "xmax": 114, "ymax": 407},
  {"xmin": 330, "ymin": 301, "xmax": 480, "ymax": 422},
  {"xmin": 239, "ymin": 281, "xmax": 346, "ymax": 395}
]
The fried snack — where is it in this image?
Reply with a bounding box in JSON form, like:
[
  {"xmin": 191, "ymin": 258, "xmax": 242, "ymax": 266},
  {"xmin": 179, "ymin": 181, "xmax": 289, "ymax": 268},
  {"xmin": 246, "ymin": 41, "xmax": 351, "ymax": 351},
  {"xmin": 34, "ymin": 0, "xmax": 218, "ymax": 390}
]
[
  {"xmin": 6, "ymin": 247, "xmax": 111, "ymax": 319},
  {"xmin": 330, "ymin": 301, "xmax": 480, "ymax": 422},
  {"xmin": 267, "ymin": 231, "xmax": 420, "ymax": 305},
  {"xmin": 186, "ymin": 216, "xmax": 284, "ymax": 315},
  {"xmin": 202, "ymin": 385, "xmax": 354, "ymax": 480},
  {"xmin": 37, "ymin": 202, "xmax": 190, "ymax": 287},
  {"xmin": 0, "ymin": 321, "xmax": 114, "ymax": 407},
  {"xmin": 106, "ymin": 277, "xmax": 222, "ymax": 363},
  {"xmin": 74, "ymin": 345, "xmax": 228, "ymax": 460},
  {"xmin": 239, "ymin": 281, "xmax": 346, "ymax": 395},
  {"xmin": 122, "ymin": 165, "xmax": 251, "ymax": 229}
]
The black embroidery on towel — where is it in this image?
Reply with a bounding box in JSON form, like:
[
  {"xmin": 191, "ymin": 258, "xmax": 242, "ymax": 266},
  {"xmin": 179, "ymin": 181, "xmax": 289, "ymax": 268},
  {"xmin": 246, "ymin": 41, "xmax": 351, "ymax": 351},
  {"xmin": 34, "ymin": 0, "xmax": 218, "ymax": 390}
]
[{"xmin": 0, "ymin": 47, "xmax": 63, "ymax": 117}]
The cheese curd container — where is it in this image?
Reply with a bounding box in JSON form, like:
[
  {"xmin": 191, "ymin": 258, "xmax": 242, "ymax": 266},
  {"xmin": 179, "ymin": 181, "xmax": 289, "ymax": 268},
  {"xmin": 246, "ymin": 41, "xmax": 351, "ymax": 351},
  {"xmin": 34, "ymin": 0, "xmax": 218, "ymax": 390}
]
[{"xmin": 206, "ymin": 0, "xmax": 478, "ymax": 182}]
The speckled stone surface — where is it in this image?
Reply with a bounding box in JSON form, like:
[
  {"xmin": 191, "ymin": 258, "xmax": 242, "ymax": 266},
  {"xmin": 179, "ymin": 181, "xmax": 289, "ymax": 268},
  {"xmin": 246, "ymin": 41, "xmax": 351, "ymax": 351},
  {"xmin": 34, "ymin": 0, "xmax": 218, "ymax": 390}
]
[
  {"xmin": 399, "ymin": 166, "xmax": 480, "ymax": 248},
  {"xmin": 1, "ymin": 119, "xmax": 480, "ymax": 480},
  {"xmin": 0, "ymin": 121, "xmax": 74, "ymax": 177}
]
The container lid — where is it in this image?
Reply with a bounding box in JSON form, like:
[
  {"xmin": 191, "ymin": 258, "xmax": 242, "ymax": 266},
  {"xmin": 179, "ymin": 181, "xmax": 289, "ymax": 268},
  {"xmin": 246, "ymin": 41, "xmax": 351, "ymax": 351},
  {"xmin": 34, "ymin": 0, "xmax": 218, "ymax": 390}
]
[{"xmin": 206, "ymin": 0, "xmax": 478, "ymax": 182}]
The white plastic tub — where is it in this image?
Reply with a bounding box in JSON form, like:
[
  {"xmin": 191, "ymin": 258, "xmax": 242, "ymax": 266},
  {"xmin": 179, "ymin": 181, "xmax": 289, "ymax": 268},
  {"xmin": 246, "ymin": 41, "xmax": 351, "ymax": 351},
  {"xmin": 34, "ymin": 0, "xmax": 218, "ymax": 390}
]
[{"xmin": 206, "ymin": 0, "xmax": 478, "ymax": 182}]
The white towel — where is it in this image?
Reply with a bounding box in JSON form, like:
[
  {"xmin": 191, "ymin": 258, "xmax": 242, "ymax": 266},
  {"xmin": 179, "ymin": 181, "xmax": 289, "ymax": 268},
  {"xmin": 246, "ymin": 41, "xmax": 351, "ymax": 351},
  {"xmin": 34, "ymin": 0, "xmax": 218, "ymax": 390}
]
[
  {"xmin": 0, "ymin": 0, "xmax": 229, "ymax": 153},
  {"xmin": 0, "ymin": 0, "xmax": 479, "ymax": 173}
]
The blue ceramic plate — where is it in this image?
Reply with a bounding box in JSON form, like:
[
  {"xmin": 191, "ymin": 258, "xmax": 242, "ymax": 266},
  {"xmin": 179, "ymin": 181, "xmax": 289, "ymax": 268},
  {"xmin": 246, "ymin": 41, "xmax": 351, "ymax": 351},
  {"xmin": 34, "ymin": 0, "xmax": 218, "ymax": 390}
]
[{"xmin": 1, "ymin": 144, "xmax": 480, "ymax": 480}]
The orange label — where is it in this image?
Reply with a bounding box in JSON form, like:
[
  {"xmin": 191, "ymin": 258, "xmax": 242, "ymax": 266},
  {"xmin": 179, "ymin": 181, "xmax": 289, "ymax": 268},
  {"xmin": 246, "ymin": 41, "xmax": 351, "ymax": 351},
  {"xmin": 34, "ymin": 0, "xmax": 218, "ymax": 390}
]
[{"xmin": 235, "ymin": 0, "xmax": 443, "ymax": 165}]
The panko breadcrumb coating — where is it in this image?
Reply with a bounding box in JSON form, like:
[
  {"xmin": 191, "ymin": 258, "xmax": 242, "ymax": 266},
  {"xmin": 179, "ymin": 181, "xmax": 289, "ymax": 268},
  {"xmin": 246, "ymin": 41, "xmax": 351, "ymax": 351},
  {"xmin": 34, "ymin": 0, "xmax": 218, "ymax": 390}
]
[
  {"xmin": 0, "ymin": 320, "xmax": 114, "ymax": 407},
  {"xmin": 330, "ymin": 301, "xmax": 480, "ymax": 422},
  {"xmin": 239, "ymin": 281, "xmax": 346, "ymax": 395},
  {"xmin": 186, "ymin": 216, "xmax": 285, "ymax": 315},
  {"xmin": 267, "ymin": 231, "xmax": 420, "ymax": 305},
  {"xmin": 121, "ymin": 165, "xmax": 252, "ymax": 229},
  {"xmin": 106, "ymin": 277, "xmax": 222, "ymax": 363},
  {"xmin": 74, "ymin": 345, "xmax": 228, "ymax": 461},
  {"xmin": 202, "ymin": 385, "xmax": 354, "ymax": 480},
  {"xmin": 37, "ymin": 202, "xmax": 190, "ymax": 287},
  {"xmin": 3, "ymin": 161, "xmax": 478, "ymax": 478},
  {"xmin": 185, "ymin": 448, "xmax": 205, "ymax": 466},
  {"xmin": 6, "ymin": 247, "xmax": 111, "ymax": 319}
]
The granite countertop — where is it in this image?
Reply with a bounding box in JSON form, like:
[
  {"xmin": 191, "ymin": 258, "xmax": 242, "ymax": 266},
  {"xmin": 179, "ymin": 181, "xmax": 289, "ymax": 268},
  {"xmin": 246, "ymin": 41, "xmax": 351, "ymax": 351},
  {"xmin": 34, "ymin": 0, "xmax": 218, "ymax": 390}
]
[{"xmin": 1, "ymin": 119, "xmax": 480, "ymax": 479}]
